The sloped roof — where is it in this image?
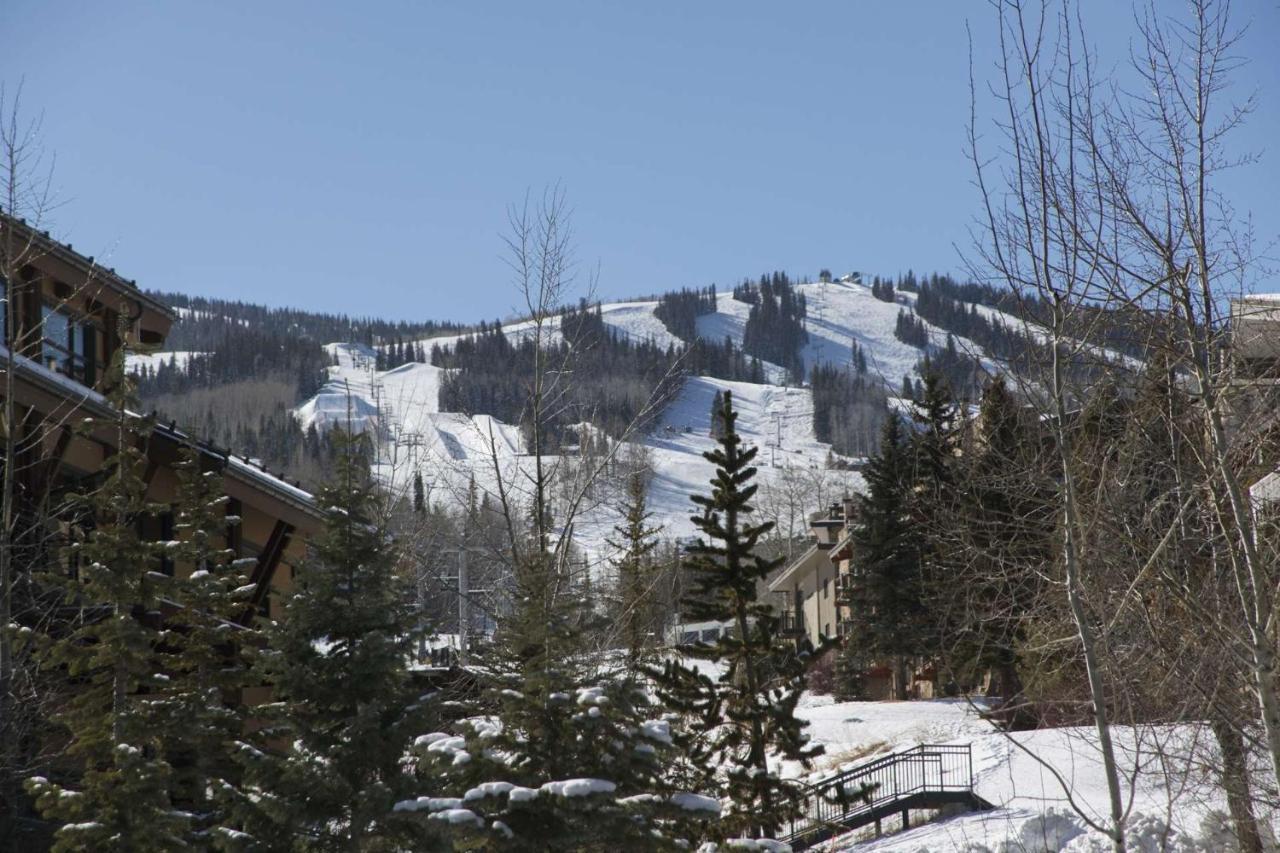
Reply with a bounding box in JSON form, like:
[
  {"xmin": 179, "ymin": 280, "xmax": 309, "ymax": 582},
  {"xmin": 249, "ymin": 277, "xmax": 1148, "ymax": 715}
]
[{"xmin": 0, "ymin": 212, "xmax": 176, "ymax": 321}]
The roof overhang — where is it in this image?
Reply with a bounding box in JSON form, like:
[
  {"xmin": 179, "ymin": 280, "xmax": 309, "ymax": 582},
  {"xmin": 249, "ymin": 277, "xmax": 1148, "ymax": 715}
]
[
  {"xmin": 0, "ymin": 346, "xmax": 322, "ymax": 531},
  {"xmin": 766, "ymin": 544, "xmax": 830, "ymax": 593},
  {"xmin": 0, "ymin": 214, "xmax": 176, "ymax": 340}
]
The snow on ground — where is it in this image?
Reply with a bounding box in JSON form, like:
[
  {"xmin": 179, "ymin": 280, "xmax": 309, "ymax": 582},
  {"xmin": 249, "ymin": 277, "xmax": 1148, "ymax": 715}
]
[
  {"xmin": 693, "ymin": 282, "xmax": 996, "ymax": 387},
  {"xmin": 566, "ymin": 374, "xmax": 860, "ymax": 556},
  {"xmin": 172, "ymin": 306, "xmax": 210, "ymax": 321},
  {"xmin": 598, "ymin": 300, "xmax": 686, "ymax": 350},
  {"xmin": 295, "ymin": 343, "xmax": 387, "ymax": 435},
  {"xmin": 798, "ymin": 281, "xmax": 1002, "ymax": 382},
  {"xmin": 794, "ymin": 282, "xmax": 928, "ymax": 386},
  {"xmin": 126, "ymin": 351, "xmax": 205, "ymax": 374},
  {"xmin": 787, "ymin": 695, "xmax": 1263, "ymax": 853}
]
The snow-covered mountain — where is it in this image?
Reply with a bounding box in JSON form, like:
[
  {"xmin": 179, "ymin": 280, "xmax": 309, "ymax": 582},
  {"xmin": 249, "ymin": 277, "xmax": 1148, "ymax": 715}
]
[
  {"xmin": 290, "ymin": 277, "xmax": 1015, "ymax": 563},
  {"xmin": 134, "ymin": 274, "xmax": 1069, "ymax": 563},
  {"xmin": 294, "ymin": 336, "xmax": 857, "ymax": 562}
]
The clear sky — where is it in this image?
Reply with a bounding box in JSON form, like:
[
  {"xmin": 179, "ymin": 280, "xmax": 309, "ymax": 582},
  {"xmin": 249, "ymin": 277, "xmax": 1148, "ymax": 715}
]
[{"xmin": 2, "ymin": 1, "xmax": 1277, "ymax": 323}]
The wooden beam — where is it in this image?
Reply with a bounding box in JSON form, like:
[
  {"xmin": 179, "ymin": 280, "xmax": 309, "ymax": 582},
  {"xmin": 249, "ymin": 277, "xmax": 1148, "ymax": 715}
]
[
  {"xmin": 32, "ymin": 425, "xmax": 73, "ymax": 513},
  {"xmin": 241, "ymin": 520, "xmax": 293, "ymax": 624}
]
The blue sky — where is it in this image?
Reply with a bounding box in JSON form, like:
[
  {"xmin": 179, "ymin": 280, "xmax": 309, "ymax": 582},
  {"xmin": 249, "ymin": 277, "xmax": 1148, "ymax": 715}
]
[{"xmin": 2, "ymin": 1, "xmax": 1277, "ymax": 322}]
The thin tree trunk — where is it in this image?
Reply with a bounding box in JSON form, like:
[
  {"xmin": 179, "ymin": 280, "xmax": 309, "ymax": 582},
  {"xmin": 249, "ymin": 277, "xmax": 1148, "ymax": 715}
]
[
  {"xmin": 1210, "ymin": 714, "xmax": 1264, "ymax": 853},
  {"xmin": 1053, "ymin": 338, "xmax": 1126, "ymax": 853},
  {"xmin": 0, "ymin": 114, "xmax": 23, "ymax": 831}
]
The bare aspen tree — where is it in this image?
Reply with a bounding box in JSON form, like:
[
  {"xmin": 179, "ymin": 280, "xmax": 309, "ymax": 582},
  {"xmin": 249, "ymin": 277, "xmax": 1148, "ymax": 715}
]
[
  {"xmin": 966, "ymin": 2, "xmax": 1136, "ymax": 847},
  {"xmin": 0, "ymin": 81, "xmax": 57, "ymax": 841},
  {"xmin": 963, "ymin": 1, "xmax": 1276, "ymax": 848},
  {"xmin": 462, "ymin": 186, "xmax": 682, "ymax": 665},
  {"xmin": 1077, "ymin": 0, "xmax": 1280, "ymax": 808}
]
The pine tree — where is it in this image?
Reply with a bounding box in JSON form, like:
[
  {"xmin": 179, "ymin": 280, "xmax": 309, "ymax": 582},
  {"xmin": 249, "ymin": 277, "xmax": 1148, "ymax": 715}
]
[
  {"xmin": 413, "ymin": 470, "xmax": 426, "ymax": 515},
  {"xmin": 906, "ymin": 371, "xmax": 959, "ymax": 685},
  {"xmin": 941, "ymin": 378, "xmax": 1050, "ymax": 718},
  {"xmin": 710, "ymin": 390, "xmax": 726, "ymax": 439},
  {"xmin": 26, "ymin": 347, "xmax": 189, "ymax": 851},
  {"xmin": 846, "ymin": 416, "xmax": 922, "ymax": 700},
  {"xmin": 398, "ymin": 505, "xmax": 715, "ymax": 849},
  {"xmin": 150, "ymin": 442, "xmax": 257, "ymax": 845},
  {"xmin": 910, "ymin": 371, "xmax": 957, "ymax": 488},
  {"xmin": 609, "ymin": 471, "xmax": 662, "ymax": 674},
  {"xmin": 231, "ymin": 428, "xmax": 432, "ymax": 850},
  {"xmin": 651, "ymin": 390, "xmax": 825, "ymax": 840}
]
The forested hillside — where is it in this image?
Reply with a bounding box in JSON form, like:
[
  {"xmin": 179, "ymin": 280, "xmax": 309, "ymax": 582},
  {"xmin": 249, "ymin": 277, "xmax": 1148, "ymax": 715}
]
[
  {"xmin": 432, "ymin": 303, "xmax": 682, "ymax": 446},
  {"xmin": 134, "ymin": 269, "xmax": 1091, "ymax": 477},
  {"xmin": 735, "ymin": 271, "xmax": 808, "ymax": 381},
  {"xmin": 134, "ymin": 293, "xmax": 468, "ymax": 486}
]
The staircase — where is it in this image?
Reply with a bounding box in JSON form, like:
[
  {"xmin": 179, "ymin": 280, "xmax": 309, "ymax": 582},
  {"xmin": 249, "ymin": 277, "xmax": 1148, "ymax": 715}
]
[{"xmin": 780, "ymin": 743, "xmax": 993, "ymax": 849}]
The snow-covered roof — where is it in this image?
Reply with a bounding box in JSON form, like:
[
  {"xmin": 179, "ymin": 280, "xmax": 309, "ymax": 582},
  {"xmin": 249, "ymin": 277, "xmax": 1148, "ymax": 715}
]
[
  {"xmin": 0, "ymin": 343, "xmax": 114, "ymax": 414},
  {"xmin": 0, "ymin": 341, "xmax": 319, "ymax": 522},
  {"xmin": 150, "ymin": 420, "xmax": 320, "ymax": 521}
]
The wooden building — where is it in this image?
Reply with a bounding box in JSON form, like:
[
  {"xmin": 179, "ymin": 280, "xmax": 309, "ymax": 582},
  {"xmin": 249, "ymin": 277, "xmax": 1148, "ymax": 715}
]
[
  {"xmin": 0, "ymin": 213, "xmax": 323, "ymax": 620},
  {"xmin": 767, "ymin": 498, "xmax": 934, "ymax": 701}
]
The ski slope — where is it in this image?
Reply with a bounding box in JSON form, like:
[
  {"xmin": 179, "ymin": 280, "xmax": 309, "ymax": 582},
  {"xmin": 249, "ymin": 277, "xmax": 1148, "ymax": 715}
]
[
  {"xmin": 399, "ymin": 299, "xmax": 684, "ymax": 363},
  {"xmin": 689, "ymin": 281, "xmax": 997, "ymax": 387},
  {"xmin": 292, "ymin": 276, "xmax": 1049, "ymax": 563},
  {"xmin": 599, "ymin": 300, "xmax": 686, "ymax": 349},
  {"xmin": 295, "ymin": 337, "xmax": 861, "ymax": 567},
  {"xmin": 798, "ymin": 281, "xmax": 932, "ymax": 383}
]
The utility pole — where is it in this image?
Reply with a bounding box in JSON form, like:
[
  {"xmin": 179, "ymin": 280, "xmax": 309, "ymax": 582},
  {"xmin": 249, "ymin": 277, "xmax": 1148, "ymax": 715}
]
[
  {"xmin": 457, "ymin": 548, "xmax": 469, "ymax": 666},
  {"xmin": 439, "ymin": 545, "xmax": 490, "ymax": 667}
]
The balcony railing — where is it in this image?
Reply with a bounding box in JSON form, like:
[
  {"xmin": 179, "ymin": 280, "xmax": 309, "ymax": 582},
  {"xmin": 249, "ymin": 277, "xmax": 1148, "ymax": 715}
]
[{"xmin": 779, "ymin": 610, "xmax": 805, "ymax": 637}]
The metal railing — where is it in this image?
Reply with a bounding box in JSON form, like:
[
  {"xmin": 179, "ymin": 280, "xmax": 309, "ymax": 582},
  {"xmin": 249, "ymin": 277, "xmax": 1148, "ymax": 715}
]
[
  {"xmin": 782, "ymin": 743, "xmax": 976, "ymax": 844},
  {"xmin": 779, "ymin": 609, "xmax": 806, "ymax": 637}
]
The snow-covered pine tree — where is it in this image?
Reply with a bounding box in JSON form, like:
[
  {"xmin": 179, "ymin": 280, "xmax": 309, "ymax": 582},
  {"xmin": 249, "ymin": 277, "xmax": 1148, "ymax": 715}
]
[
  {"xmin": 149, "ymin": 441, "xmax": 256, "ymax": 846},
  {"xmin": 397, "ymin": 489, "xmax": 715, "ymax": 849},
  {"xmin": 397, "ymin": 674, "xmax": 718, "ymax": 850},
  {"xmin": 609, "ymin": 470, "xmax": 662, "ymax": 675},
  {"xmin": 231, "ymin": 427, "xmax": 432, "ymax": 850},
  {"xmin": 25, "ymin": 347, "xmax": 189, "ymax": 851},
  {"xmin": 651, "ymin": 389, "xmax": 825, "ymax": 840}
]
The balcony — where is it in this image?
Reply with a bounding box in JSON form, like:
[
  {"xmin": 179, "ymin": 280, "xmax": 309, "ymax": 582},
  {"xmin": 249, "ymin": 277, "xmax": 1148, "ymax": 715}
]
[
  {"xmin": 779, "ymin": 610, "xmax": 806, "ymax": 638},
  {"xmin": 835, "ymin": 572, "xmax": 856, "ymax": 603}
]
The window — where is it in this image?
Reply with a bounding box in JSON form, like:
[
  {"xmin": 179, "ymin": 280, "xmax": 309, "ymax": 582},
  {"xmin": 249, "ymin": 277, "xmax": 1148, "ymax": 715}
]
[
  {"xmin": 41, "ymin": 304, "xmax": 90, "ymax": 382},
  {"xmin": 136, "ymin": 509, "xmax": 176, "ymax": 576},
  {"xmin": 823, "ymin": 576, "xmax": 830, "ymax": 599}
]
